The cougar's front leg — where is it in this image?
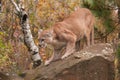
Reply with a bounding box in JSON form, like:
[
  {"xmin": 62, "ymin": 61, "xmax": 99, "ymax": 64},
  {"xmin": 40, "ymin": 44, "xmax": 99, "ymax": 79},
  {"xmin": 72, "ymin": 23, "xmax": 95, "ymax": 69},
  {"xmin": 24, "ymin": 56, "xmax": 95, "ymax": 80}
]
[
  {"xmin": 52, "ymin": 49, "xmax": 62, "ymax": 61},
  {"xmin": 44, "ymin": 49, "xmax": 61, "ymax": 65},
  {"xmin": 44, "ymin": 52, "xmax": 54, "ymax": 66},
  {"xmin": 61, "ymin": 32, "xmax": 76, "ymax": 59}
]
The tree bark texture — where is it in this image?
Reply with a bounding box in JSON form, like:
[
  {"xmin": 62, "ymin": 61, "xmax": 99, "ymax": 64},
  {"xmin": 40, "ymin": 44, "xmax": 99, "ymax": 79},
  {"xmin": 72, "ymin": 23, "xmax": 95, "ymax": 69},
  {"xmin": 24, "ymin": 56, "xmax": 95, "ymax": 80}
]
[{"xmin": 9, "ymin": 0, "xmax": 42, "ymax": 68}]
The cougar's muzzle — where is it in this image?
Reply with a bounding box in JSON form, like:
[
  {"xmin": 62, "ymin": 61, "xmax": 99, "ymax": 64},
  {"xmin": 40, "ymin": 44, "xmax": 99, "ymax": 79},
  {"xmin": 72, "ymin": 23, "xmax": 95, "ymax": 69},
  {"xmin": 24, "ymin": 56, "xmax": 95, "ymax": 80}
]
[{"xmin": 38, "ymin": 38, "xmax": 47, "ymax": 48}]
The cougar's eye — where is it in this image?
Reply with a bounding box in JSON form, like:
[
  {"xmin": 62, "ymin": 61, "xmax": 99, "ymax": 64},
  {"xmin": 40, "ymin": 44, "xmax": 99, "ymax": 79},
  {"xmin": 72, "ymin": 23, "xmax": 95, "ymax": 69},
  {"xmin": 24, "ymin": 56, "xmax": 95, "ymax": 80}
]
[
  {"xmin": 39, "ymin": 38, "xmax": 45, "ymax": 43},
  {"xmin": 40, "ymin": 38, "xmax": 45, "ymax": 42}
]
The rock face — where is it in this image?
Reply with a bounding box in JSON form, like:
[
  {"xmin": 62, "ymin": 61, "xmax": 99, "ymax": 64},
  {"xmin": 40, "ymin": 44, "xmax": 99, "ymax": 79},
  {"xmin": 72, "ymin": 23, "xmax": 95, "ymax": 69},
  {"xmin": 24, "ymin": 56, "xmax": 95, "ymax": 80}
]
[
  {"xmin": 24, "ymin": 43, "xmax": 115, "ymax": 80},
  {"xmin": 0, "ymin": 72, "xmax": 10, "ymax": 80}
]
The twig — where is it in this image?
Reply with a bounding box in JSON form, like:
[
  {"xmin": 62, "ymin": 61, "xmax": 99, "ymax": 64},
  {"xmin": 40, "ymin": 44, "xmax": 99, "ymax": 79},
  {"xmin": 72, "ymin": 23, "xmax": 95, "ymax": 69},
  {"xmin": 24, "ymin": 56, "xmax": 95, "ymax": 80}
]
[{"xmin": 9, "ymin": 0, "xmax": 20, "ymax": 12}]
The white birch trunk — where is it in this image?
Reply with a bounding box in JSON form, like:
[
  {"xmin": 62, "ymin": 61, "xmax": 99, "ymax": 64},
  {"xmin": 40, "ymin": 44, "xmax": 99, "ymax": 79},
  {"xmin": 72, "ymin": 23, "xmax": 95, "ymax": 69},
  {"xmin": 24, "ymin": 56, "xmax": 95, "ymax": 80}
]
[{"xmin": 9, "ymin": 0, "xmax": 42, "ymax": 68}]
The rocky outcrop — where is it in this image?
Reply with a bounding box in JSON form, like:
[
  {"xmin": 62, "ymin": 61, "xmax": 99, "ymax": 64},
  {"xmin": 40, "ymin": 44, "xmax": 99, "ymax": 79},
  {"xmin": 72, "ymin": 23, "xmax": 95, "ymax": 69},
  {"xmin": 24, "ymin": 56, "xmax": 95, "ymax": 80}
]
[
  {"xmin": 24, "ymin": 43, "xmax": 115, "ymax": 80},
  {"xmin": 0, "ymin": 72, "xmax": 10, "ymax": 80}
]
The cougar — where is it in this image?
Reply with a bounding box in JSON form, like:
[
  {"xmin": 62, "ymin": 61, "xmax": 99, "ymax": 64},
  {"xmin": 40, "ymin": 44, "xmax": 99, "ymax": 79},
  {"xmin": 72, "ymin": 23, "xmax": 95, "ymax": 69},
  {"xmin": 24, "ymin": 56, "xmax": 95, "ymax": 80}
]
[{"xmin": 38, "ymin": 8, "xmax": 95, "ymax": 65}]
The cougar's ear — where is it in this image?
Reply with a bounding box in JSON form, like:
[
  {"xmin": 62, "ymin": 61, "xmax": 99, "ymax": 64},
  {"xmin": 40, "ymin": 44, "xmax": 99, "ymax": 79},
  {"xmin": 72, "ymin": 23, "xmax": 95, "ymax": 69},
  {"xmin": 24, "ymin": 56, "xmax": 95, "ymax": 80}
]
[{"xmin": 38, "ymin": 29, "xmax": 43, "ymax": 35}]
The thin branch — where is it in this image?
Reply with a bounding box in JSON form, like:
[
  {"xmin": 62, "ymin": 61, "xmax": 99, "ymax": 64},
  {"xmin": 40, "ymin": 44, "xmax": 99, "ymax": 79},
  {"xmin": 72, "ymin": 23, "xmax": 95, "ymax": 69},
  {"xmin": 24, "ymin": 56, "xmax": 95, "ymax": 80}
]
[
  {"xmin": 95, "ymin": 23, "xmax": 119, "ymax": 40},
  {"xmin": 9, "ymin": 0, "xmax": 20, "ymax": 12}
]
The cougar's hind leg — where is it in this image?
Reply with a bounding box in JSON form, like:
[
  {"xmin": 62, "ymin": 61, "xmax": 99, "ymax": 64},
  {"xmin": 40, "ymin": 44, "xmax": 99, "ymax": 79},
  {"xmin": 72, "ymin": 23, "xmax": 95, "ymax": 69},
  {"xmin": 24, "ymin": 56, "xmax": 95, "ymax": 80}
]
[
  {"xmin": 89, "ymin": 17, "xmax": 94, "ymax": 45},
  {"xmin": 91, "ymin": 27, "xmax": 94, "ymax": 45},
  {"xmin": 85, "ymin": 35, "xmax": 90, "ymax": 47}
]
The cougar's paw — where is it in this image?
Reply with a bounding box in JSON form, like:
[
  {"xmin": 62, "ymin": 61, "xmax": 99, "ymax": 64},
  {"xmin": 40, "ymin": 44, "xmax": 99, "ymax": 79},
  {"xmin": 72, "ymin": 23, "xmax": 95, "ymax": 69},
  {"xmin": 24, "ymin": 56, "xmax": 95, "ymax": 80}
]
[
  {"xmin": 61, "ymin": 55, "xmax": 68, "ymax": 60},
  {"xmin": 44, "ymin": 60, "xmax": 50, "ymax": 66}
]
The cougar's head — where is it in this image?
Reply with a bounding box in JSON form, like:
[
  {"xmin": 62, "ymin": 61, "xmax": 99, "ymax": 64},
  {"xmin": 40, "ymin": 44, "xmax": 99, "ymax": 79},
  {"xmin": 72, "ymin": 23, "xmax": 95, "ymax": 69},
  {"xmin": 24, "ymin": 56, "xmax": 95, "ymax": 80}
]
[{"xmin": 38, "ymin": 29, "xmax": 53, "ymax": 48}]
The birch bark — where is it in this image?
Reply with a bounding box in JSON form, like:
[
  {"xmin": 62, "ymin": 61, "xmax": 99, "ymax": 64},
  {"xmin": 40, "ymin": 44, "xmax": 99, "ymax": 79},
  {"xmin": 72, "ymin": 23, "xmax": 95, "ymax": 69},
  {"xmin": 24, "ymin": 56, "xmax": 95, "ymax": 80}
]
[{"xmin": 9, "ymin": 0, "xmax": 42, "ymax": 68}]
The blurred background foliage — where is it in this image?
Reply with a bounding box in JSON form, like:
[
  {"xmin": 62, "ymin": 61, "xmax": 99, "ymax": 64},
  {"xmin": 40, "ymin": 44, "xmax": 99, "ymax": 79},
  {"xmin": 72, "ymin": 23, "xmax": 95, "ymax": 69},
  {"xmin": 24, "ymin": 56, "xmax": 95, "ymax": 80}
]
[
  {"xmin": 82, "ymin": 0, "xmax": 118, "ymax": 42},
  {"xmin": 0, "ymin": 0, "xmax": 120, "ymax": 77}
]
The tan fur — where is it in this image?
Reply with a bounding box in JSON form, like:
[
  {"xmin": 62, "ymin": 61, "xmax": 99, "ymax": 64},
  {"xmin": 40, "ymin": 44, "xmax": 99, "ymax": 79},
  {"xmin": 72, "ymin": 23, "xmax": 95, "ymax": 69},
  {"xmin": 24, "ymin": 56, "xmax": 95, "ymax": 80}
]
[{"xmin": 38, "ymin": 8, "xmax": 95, "ymax": 65}]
